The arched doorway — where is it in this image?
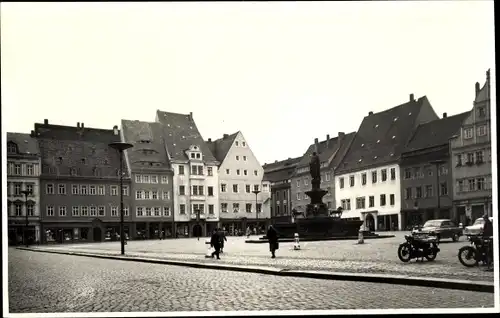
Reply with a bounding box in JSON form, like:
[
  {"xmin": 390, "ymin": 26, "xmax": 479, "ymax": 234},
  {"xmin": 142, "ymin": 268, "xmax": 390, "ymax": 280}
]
[
  {"xmin": 192, "ymin": 224, "xmax": 202, "ymax": 238},
  {"xmin": 365, "ymin": 213, "xmax": 375, "ymax": 232},
  {"xmin": 93, "ymin": 227, "xmax": 102, "ymax": 242}
]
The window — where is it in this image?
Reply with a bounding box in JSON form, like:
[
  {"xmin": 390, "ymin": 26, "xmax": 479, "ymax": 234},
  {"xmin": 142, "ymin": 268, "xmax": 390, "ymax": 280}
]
[
  {"xmin": 404, "ymin": 169, "xmax": 412, "ymax": 179},
  {"xmin": 477, "ymin": 178, "xmax": 485, "ymax": 191},
  {"xmin": 80, "ymin": 185, "xmax": 88, "ymax": 195},
  {"xmin": 297, "ymin": 179, "xmax": 301, "ymax": 187},
  {"xmin": 207, "ymin": 167, "xmax": 213, "ymax": 176},
  {"xmin": 191, "ymin": 165, "xmax": 197, "ymax": 175},
  {"xmin": 98, "ymin": 185, "xmax": 105, "ymax": 195},
  {"xmin": 90, "ymin": 206, "xmax": 97, "ymax": 216},
  {"xmin": 438, "ymin": 165, "xmax": 448, "ymax": 176},
  {"xmin": 154, "ymin": 207, "xmax": 160, "ymax": 216},
  {"xmin": 236, "ymin": 169, "xmax": 240, "ymax": 176},
  {"xmin": 380, "ymin": 194, "xmax": 386, "ymax": 206},
  {"xmin": 304, "ymin": 178, "xmax": 309, "ymax": 186},
  {"xmin": 46, "ymin": 206, "xmax": 54, "ymax": 216},
  {"xmin": 59, "ymin": 206, "xmax": 67, "ymax": 216},
  {"xmin": 152, "ymin": 191, "xmax": 158, "ymax": 199},
  {"xmin": 151, "ymin": 175, "xmax": 158, "ymax": 184},
  {"xmin": 178, "ymin": 166, "xmax": 184, "ymax": 175},
  {"xmin": 425, "ymin": 185, "xmax": 433, "ymax": 197},
  {"xmin": 457, "ymin": 180, "xmax": 464, "ymax": 192},
  {"xmin": 14, "ymin": 164, "xmax": 21, "ymax": 175},
  {"xmin": 405, "ymin": 188, "xmax": 412, "ymax": 200},
  {"xmin": 110, "ymin": 186, "xmax": 118, "ymax": 196},
  {"xmin": 163, "ymin": 191, "xmax": 170, "ymax": 200},
  {"xmin": 476, "ymin": 151, "xmax": 484, "ymax": 164},
  {"xmin": 390, "ymin": 168, "xmax": 396, "ymax": 180},
  {"xmin": 242, "ymin": 142, "xmax": 246, "ymax": 147},
  {"xmin": 144, "ymin": 191, "xmax": 150, "ymax": 200},
  {"xmin": 355, "ymin": 197, "xmax": 365, "ymax": 209},
  {"xmin": 254, "ymin": 185, "xmax": 260, "ymax": 192},
  {"xmin": 477, "ymin": 125, "xmax": 487, "ymax": 136},
  {"xmin": 89, "ymin": 185, "xmax": 96, "ymax": 195},
  {"xmin": 345, "ymin": 199, "xmax": 351, "ymax": 210},
  {"xmin": 145, "ymin": 207, "xmax": 152, "ymax": 216},
  {"xmin": 72, "ymin": 185, "xmax": 79, "ymax": 195},
  {"xmin": 456, "ymin": 154, "xmax": 463, "ymax": 166},
  {"xmin": 297, "ymin": 193, "xmax": 301, "ymax": 200},
  {"xmin": 143, "ymin": 175, "xmax": 150, "ymax": 183},
  {"xmin": 14, "ymin": 183, "xmax": 21, "ymax": 196},
  {"xmin": 415, "ymin": 186, "xmax": 422, "ymax": 199},
  {"xmin": 81, "ymin": 206, "xmax": 88, "ymax": 216},
  {"xmin": 26, "ymin": 184, "xmax": 33, "ymax": 195},
  {"xmin": 361, "ymin": 173, "xmax": 367, "ymax": 185},
  {"xmin": 179, "ymin": 205, "xmax": 186, "ymax": 214},
  {"xmin": 381, "ymin": 169, "xmax": 387, "ymax": 181},
  {"xmin": 254, "ymin": 170, "xmax": 258, "ymax": 176},
  {"xmin": 8, "ymin": 142, "xmax": 17, "ymax": 154},
  {"xmin": 243, "ymin": 156, "xmax": 247, "ymax": 161},
  {"xmin": 468, "ymin": 179, "xmax": 476, "ymax": 192},
  {"xmin": 425, "ymin": 165, "xmax": 433, "ymax": 176},
  {"xmin": 208, "ymin": 186, "xmax": 214, "ymax": 196},
  {"xmin": 26, "ymin": 164, "xmax": 34, "ymax": 175},
  {"xmin": 246, "ymin": 204, "xmax": 252, "ymax": 213},
  {"xmin": 190, "ymin": 153, "xmax": 195, "ymax": 159},
  {"xmin": 339, "ymin": 178, "xmax": 344, "ymax": 189},
  {"xmin": 233, "ymin": 184, "xmax": 239, "ymax": 193},
  {"xmin": 111, "ymin": 206, "xmax": 118, "ymax": 217},
  {"xmin": 233, "ymin": 203, "xmax": 239, "ymax": 213},
  {"xmin": 15, "ymin": 204, "xmax": 22, "ymax": 216},
  {"xmin": 163, "ymin": 207, "xmax": 170, "ymax": 216},
  {"xmin": 221, "ymin": 184, "xmax": 227, "ymax": 192},
  {"xmin": 369, "ymin": 196, "xmax": 374, "ymax": 208},
  {"xmin": 349, "ymin": 176, "xmax": 355, "ymax": 187},
  {"xmin": 99, "ymin": 207, "xmax": 105, "ymax": 216},
  {"xmin": 58, "ymin": 184, "xmax": 66, "ymax": 195},
  {"xmin": 46, "ymin": 184, "xmax": 54, "ymax": 194},
  {"xmin": 161, "ymin": 175, "xmax": 169, "ymax": 184},
  {"xmin": 208, "ymin": 205, "xmax": 214, "ymax": 215},
  {"xmin": 244, "ymin": 184, "xmax": 251, "ymax": 193},
  {"xmin": 226, "ymin": 169, "xmax": 230, "ymax": 175},
  {"xmin": 257, "ymin": 203, "xmax": 262, "ymax": 213},
  {"xmin": 372, "ymin": 171, "xmax": 377, "ymax": 183},
  {"xmin": 236, "ymin": 156, "xmax": 239, "ymax": 160},
  {"xmin": 389, "ymin": 194, "xmax": 395, "ymax": 206},
  {"xmin": 197, "ymin": 166, "xmax": 203, "ymax": 175},
  {"xmin": 136, "ymin": 207, "xmax": 144, "ymax": 217},
  {"xmin": 72, "ymin": 206, "xmax": 79, "ymax": 216},
  {"xmin": 192, "ymin": 186, "xmax": 198, "ymax": 196},
  {"xmin": 440, "ymin": 182, "xmax": 448, "ymax": 196},
  {"xmin": 122, "ymin": 186, "xmax": 129, "ymax": 196},
  {"xmin": 464, "ymin": 127, "xmax": 473, "ymax": 139},
  {"xmin": 235, "ymin": 141, "xmax": 239, "ymax": 146},
  {"xmin": 466, "ymin": 153, "xmax": 474, "ymax": 164},
  {"xmin": 244, "ymin": 170, "xmax": 248, "ymax": 176},
  {"xmin": 179, "ymin": 186, "xmax": 185, "ymax": 195},
  {"xmin": 221, "ymin": 203, "xmax": 228, "ymax": 213},
  {"xmin": 135, "ymin": 190, "xmax": 142, "ymax": 199},
  {"xmin": 26, "ymin": 204, "xmax": 34, "ymax": 216},
  {"xmin": 124, "ymin": 206, "xmax": 129, "ymax": 216},
  {"xmin": 414, "ymin": 167, "xmax": 422, "ymax": 179}
]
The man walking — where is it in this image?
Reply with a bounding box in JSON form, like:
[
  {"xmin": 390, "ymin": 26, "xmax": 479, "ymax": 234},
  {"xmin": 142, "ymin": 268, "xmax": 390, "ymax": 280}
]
[
  {"xmin": 267, "ymin": 225, "xmax": 279, "ymax": 258},
  {"xmin": 482, "ymin": 214, "xmax": 493, "ymax": 271},
  {"xmin": 210, "ymin": 229, "xmax": 221, "ymax": 260}
]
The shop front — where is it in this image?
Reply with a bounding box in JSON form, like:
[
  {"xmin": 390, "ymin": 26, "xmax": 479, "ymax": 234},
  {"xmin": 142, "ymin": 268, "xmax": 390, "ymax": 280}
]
[
  {"xmin": 8, "ymin": 221, "xmax": 39, "ymax": 246},
  {"xmin": 376, "ymin": 214, "xmax": 399, "ymax": 231}
]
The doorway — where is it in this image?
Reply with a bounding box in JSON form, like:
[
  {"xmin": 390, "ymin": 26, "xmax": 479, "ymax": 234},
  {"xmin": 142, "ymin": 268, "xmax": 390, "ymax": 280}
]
[
  {"xmin": 365, "ymin": 213, "xmax": 375, "ymax": 232},
  {"xmin": 93, "ymin": 227, "xmax": 102, "ymax": 242},
  {"xmin": 192, "ymin": 224, "xmax": 202, "ymax": 238}
]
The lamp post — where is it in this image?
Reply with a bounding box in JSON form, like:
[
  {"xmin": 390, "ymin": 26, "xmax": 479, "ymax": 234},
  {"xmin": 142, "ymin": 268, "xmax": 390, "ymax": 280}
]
[
  {"xmin": 195, "ymin": 207, "xmax": 201, "ymax": 240},
  {"xmin": 252, "ymin": 189, "xmax": 261, "ymax": 233},
  {"xmin": 430, "ymin": 159, "xmax": 446, "ymax": 219},
  {"xmin": 21, "ymin": 190, "xmax": 31, "ymax": 247},
  {"xmin": 109, "ymin": 141, "xmax": 133, "ymax": 255}
]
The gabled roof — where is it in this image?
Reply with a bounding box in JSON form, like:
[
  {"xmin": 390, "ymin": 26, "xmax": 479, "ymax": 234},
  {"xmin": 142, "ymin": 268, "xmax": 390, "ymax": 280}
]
[
  {"xmin": 404, "ymin": 112, "xmax": 470, "ymax": 153},
  {"xmin": 121, "ymin": 120, "xmax": 171, "ymax": 170},
  {"xmin": 156, "ymin": 110, "xmax": 217, "ymax": 163},
  {"xmin": 7, "ymin": 132, "xmax": 39, "ymax": 155},
  {"xmin": 263, "ymin": 157, "xmax": 301, "ymax": 182},
  {"xmin": 34, "ymin": 122, "xmax": 127, "ymax": 178},
  {"xmin": 205, "ymin": 132, "xmax": 239, "ymax": 163},
  {"xmin": 475, "ymin": 69, "xmax": 490, "ymax": 103},
  {"xmin": 337, "ymin": 96, "xmax": 433, "ymax": 174}
]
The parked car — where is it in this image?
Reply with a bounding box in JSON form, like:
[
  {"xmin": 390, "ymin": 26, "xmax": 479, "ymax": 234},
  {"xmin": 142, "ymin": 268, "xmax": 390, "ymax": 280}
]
[
  {"xmin": 414, "ymin": 219, "xmax": 462, "ymax": 242},
  {"xmin": 463, "ymin": 217, "xmax": 494, "ymax": 237}
]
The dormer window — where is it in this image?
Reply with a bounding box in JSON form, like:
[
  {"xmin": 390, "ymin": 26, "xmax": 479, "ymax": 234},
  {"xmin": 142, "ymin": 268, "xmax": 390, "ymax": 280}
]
[
  {"xmin": 392, "ymin": 136, "xmax": 396, "ymax": 139},
  {"xmin": 191, "ymin": 153, "xmax": 195, "ymax": 159},
  {"xmin": 393, "ymin": 117, "xmax": 398, "ymax": 122},
  {"xmin": 374, "ymin": 156, "xmax": 378, "ymax": 159},
  {"xmin": 7, "ymin": 142, "xmax": 18, "ymax": 154},
  {"xmin": 196, "ymin": 153, "xmax": 201, "ymax": 159},
  {"xmin": 375, "ymin": 124, "xmax": 379, "ymax": 128},
  {"xmin": 358, "ymin": 159, "xmax": 362, "ymax": 163},
  {"xmin": 408, "ymin": 112, "xmax": 412, "ymax": 116},
  {"xmin": 376, "ymin": 140, "xmax": 380, "ymax": 143},
  {"xmin": 390, "ymin": 153, "xmax": 394, "ymax": 156},
  {"xmin": 361, "ymin": 144, "xmax": 365, "ymax": 147},
  {"xmin": 193, "ymin": 146, "xmax": 198, "ymax": 150}
]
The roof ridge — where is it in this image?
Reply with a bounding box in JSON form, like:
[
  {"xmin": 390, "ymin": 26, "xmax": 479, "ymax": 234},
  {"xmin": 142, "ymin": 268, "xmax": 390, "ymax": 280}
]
[{"xmin": 368, "ymin": 96, "xmax": 426, "ymax": 117}]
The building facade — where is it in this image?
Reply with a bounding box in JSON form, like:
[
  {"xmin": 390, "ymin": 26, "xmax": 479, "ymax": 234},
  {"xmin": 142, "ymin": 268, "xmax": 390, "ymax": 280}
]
[
  {"xmin": 207, "ymin": 132, "xmax": 271, "ymax": 234},
  {"xmin": 263, "ymin": 157, "xmax": 301, "ymax": 223},
  {"xmin": 156, "ymin": 111, "xmax": 220, "ymax": 237},
  {"xmin": 335, "ymin": 95, "xmax": 439, "ymax": 231},
  {"xmin": 7, "ymin": 132, "xmax": 42, "ymax": 245},
  {"xmin": 121, "ymin": 120, "xmax": 175, "ymax": 239},
  {"xmin": 35, "ymin": 120, "xmax": 132, "ymax": 243},
  {"xmin": 450, "ymin": 70, "xmax": 493, "ymax": 224},
  {"xmin": 400, "ymin": 112, "xmax": 470, "ymax": 229}
]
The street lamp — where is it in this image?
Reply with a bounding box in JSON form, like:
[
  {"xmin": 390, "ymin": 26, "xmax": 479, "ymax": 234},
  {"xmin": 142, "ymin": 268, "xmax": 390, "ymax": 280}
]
[
  {"xmin": 21, "ymin": 189, "xmax": 31, "ymax": 247},
  {"xmin": 252, "ymin": 188, "xmax": 261, "ymax": 232},
  {"xmin": 430, "ymin": 159, "xmax": 446, "ymax": 219},
  {"xmin": 109, "ymin": 141, "xmax": 133, "ymax": 255},
  {"xmin": 195, "ymin": 207, "xmax": 201, "ymax": 241}
]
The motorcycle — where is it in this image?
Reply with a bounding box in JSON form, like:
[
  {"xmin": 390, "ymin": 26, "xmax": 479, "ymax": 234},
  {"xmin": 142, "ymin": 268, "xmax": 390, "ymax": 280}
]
[
  {"xmin": 398, "ymin": 233, "xmax": 440, "ymax": 263},
  {"xmin": 458, "ymin": 235, "xmax": 493, "ymax": 267}
]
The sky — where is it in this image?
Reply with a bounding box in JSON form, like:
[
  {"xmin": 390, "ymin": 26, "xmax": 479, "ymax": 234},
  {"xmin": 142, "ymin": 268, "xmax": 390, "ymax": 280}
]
[{"xmin": 1, "ymin": 1, "xmax": 495, "ymax": 165}]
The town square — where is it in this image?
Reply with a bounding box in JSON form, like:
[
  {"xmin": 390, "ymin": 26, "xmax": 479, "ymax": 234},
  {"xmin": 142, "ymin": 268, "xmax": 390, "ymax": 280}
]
[{"xmin": 2, "ymin": 1, "xmax": 497, "ymax": 316}]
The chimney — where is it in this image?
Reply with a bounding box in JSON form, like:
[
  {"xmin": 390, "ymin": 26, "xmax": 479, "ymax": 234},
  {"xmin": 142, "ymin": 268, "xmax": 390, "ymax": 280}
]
[
  {"xmin": 314, "ymin": 138, "xmax": 319, "ymax": 153},
  {"xmin": 208, "ymin": 138, "xmax": 212, "ymax": 142},
  {"xmin": 113, "ymin": 125, "xmax": 119, "ymax": 135},
  {"xmin": 44, "ymin": 119, "xmax": 48, "ymax": 125},
  {"xmin": 77, "ymin": 122, "xmax": 80, "ymax": 128},
  {"xmin": 223, "ymin": 134, "xmax": 229, "ymax": 139},
  {"xmin": 410, "ymin": 94, "xmax": 414, "ymax": 102},
  {"xmin": 442, "ymin": 113, "xmax": 447, "ymax": 118},
  {"xmin": 475, "ymin": 82, "xmax": 480, "ymax": 96},
  {"xmin": 326, "ymin": 134, "xmax": 330, "ymax": 147},
  {"xmin": 188, "ymin": 112, "xmax": 193, "ymax": 121},
  {"xmin": 30, "ymin": 130, "xmax": 35, "ymax": 137},
  {"xmin": 81, "ymin": 123, "xmax": 84, "ymax": 128},
  {"xmin": 368, "ymin": 111, "xmax": 373, "ymax": 116}
]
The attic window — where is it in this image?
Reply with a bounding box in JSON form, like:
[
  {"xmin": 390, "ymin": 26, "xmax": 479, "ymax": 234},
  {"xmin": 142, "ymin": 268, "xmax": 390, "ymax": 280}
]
[
  {"xmin": 235, "ymin": 141, "xmax": 239, "ymax": 146},
  {"xmin": 375, "ymin": 124, "xmax": 379, "ymax": 128},
  {"xmin": 7, "ymin": 142, "xmax": 18, "ymax": 154},
  {"xmin": 393, "ymin": 117, "xmax": 398, "ymax": 122},
  {"xmin": 374, "ymin": 156, "xmax": 378, "ymax": 159},
  {"xmin": 392, "ymin": 136, "xmax": 396, "ymax": 139},
  {"xmin": 196, "ymin": 153, "xmax": 201, "ymax": 159},
  {"xmin": 376, "ymin": 140, "xmax": 380, "ymax": 143},
  {"xmin": 361, "ymin": 144, "xmax": 365, "ymax": 147},
  {"xmin": 390, "ymin": 153, "xmax": 394, "ymax": 156},
  {"xmin": 194, "ymin": 146, "xmax": 198, "ymax": 150},
  {"xmin": 358, "ymin": 159, "xmax": 362, "ymax": 163},
  {"xmin": 409, "ymin": 112, "xmax": 412, "ymax": 116},
  {"xmin": 191, "ymin": 153, "xmax": 195, "ymax": 159},
  {"xmin": 242, "ymin": 142, "xmax": 246, "ymax": 147}
]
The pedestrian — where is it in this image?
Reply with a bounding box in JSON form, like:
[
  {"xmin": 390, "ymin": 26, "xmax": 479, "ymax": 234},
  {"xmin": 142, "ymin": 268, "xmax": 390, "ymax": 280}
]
[
  {"xmin": 210, "ymin": 229, "xmax": 221, "ymax": 259},
  {"xmin": 246, "ymin": 226, "xmax": 251, "ymax": 238},
  {"xmin": 218, "ymin": 228, "xmax": 227, "ymax": 253},
  {"xmin": 267, "ymin": 225, "xmax": 279, "ymax": 258},
  {"xmin": 481, "ymin": 214, "xmax": 493, "ymax": 271}
]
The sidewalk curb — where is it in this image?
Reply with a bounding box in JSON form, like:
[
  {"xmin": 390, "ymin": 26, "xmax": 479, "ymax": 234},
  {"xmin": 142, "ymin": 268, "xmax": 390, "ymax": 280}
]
[{"xmin": 17, "ymin": 247, "xmax": 494, "ymax": 293}]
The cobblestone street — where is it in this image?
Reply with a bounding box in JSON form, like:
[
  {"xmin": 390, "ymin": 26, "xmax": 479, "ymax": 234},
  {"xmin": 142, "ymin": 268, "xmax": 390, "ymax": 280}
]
[
  {"xmin": 33, "ymin": 232, "xmax": 495, "ymax": 282},
  {"xmin": 8, "ymin": 249, "xmax": 494, "ymax": 313}
]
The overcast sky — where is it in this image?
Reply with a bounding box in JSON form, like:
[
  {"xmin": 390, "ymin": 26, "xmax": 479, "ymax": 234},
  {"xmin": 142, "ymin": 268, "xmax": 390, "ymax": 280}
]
[{"xmin": 1, "ymin": 1, "xmax": 495, "ymax": 165}]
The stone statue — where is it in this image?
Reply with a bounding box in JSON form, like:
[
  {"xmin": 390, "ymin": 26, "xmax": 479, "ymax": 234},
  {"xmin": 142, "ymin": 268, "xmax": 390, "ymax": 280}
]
[{"xmin": 309, "ymin": 152, "xmax": 321, "ymax": 189}]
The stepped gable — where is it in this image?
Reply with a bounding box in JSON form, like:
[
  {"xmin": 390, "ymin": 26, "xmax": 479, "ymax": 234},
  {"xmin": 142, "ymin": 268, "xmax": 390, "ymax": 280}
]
[
  {"xmin": 336, "ymin": 96, "xmax": 431, "ymax": 174},
  {"xmin": 7, "ymin": 132, "xmax": 40, "ymax": 155},
  {"xmin": 34, "ymin": 120, "xmax": 128, "ymax": 178},
  {"xmin": 263, "ymin": 157, "xmax": 301, "ymax": 182},
  {"xmin": 156, "ymin": 110, "xmax": 217, "ymax": 163},
  {"xmin": 121, "ymin": 120, "xmax": 171, "ymax": 170},
  {"xmin": 205, "ymin": 132, "xmax": 238, "ymax": 164},
  {"xmin": 404, "ymin": 112, "xmax": 471, "ymax": 153}
]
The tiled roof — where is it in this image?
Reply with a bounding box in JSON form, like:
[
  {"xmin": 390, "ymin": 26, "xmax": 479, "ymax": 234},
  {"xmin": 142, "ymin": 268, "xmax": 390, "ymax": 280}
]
[
  {"xmin": 156, "ymin": 110, "xmax": 217, "ymax": 163},
  {"xmin": 205, "ymin": 132, "xmax": 238, "ymax": 163},
  {"xmin": 263, "ymin": 157, "xmax": 301, "ymax": 182},
  {"xmin": 7, "ymin": 132, "xmax": 39, "ymax": 155},
  {"xmin": 34, "ymin": 123, "xmax": 128, "ymax": 178},
  {"xmin": 121, "ymin": 120, "xmax": 171, "ymax": 170},
  {"xmin": 336, "ymin": 96, "xmax": 435, "ymax": 174},
  {"xmin": 404, "ymin": 112, "xmax": 470, "ymax": 153}
]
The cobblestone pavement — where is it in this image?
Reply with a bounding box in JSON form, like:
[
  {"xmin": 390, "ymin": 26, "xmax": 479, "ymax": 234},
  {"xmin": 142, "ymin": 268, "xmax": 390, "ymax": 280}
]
[
  {"xmin": 8, "ymin": 249, "xmax": 494, "ymax": 313},
  {"xmin": 33, "ymin": 232, "xmax": 495, "ymax": 282}
]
